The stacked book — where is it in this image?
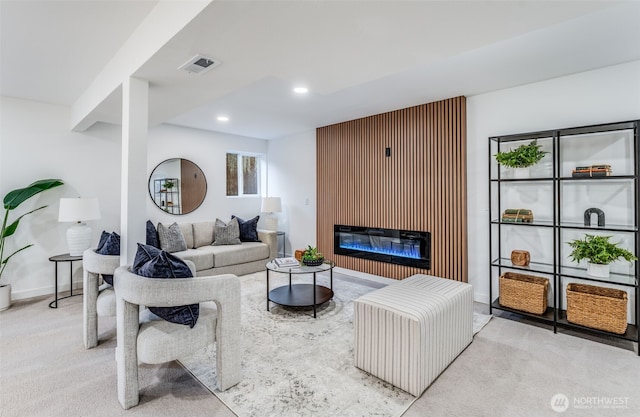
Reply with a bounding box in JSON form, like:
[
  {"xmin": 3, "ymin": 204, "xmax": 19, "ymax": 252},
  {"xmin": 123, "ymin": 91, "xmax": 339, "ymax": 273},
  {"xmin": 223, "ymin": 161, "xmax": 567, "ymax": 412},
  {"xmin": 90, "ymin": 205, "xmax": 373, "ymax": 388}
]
[
  {"xmin": 274, "ymin": 257, "xmax": 299, "ymax": 268},
  {"xmin": 572, "ymin": 164, "xmax": 611, "ymax": 178},
  {"xmin": 501, "ymin": 208, "xmax": 534, "ymax": 223}
]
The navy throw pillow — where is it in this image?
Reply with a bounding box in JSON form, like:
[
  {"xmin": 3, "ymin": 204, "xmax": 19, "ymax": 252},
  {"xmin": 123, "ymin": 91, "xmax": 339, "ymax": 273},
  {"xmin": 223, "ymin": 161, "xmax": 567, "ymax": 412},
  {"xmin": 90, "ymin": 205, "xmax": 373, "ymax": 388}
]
[
  {"xmin": 133, "ymin": 243, "xmax": 199, "ymax": 328},
  {"xmin": 95, "ymin": 231, "xmax": 120, "ymax": 285},
  {"xmin": 146, "ymin": 220, "xmax": 160, "ymax": 249},
  {"xmin": 232, "ymin": 215, "xmax": 261, "ymax": 242},
  {"xmin": 133, "ymin": 243, "xmax": 163, "ymax": 272}
]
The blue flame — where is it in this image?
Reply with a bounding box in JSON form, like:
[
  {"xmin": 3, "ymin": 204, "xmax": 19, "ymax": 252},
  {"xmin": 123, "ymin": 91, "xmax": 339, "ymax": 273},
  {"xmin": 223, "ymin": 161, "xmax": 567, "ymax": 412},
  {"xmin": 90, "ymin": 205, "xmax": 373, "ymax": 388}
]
[{"xmin": 339, "ymin": 242, "xmax": 421, "ymax": 259}]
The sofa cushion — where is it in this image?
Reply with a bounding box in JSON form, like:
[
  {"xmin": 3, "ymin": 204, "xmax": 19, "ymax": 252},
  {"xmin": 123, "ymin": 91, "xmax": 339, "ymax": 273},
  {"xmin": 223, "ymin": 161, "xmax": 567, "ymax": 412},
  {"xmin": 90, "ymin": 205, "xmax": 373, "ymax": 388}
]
[
  {"xmin": 232, "ymin": 215, "xmax": 260, "ymax": 242},
  {"xmin": 213, "ymin": 218, "xmax": 241, "ymax": 246},
  {"xmin": 96, "ymin": 231, "xmax": 120, "ymax": 285},
  {"xmin": 133, "ymin": 243, "xmax": 199, "ymax": 328},
  {"xmin": 146, "ymin": 220, "xmax": 160, "ymax": 248},
  {"xmin": 172, "ymin": 248, "xmax": 214, "ymax": 271},
  {"xmin": 157, "ymin": 222, "xmax": 188, "ymax": 253},
  {"xmin": 192, "ymin": 221, "xmax": 215, "ymax": 248},
  {"xmin": 211, "ymin": 242, "xmax": 269, "ymax": 267},
  {"xmin": 178, "ymin": 223, "xmax": 195, "ymax": 249}
]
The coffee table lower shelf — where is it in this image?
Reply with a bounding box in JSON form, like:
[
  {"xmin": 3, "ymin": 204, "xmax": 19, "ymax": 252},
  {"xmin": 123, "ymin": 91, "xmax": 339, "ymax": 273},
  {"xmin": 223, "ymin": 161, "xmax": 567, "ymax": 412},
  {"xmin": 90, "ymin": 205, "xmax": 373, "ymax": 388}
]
[{"xmin": 269, "ymin": 284, "xmax": 334, "ymax": 317}]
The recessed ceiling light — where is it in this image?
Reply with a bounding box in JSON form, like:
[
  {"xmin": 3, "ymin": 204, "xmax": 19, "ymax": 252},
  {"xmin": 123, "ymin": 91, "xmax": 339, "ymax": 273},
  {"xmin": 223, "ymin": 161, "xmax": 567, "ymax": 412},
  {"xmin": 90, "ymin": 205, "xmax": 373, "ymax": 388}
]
[
  {"xmin": 217, "ymin": 115, "xmax": 229, "ymax": 122},
  {"xmin": 293, "ymin": 87, "xmax": 308, "ymax": 94}
]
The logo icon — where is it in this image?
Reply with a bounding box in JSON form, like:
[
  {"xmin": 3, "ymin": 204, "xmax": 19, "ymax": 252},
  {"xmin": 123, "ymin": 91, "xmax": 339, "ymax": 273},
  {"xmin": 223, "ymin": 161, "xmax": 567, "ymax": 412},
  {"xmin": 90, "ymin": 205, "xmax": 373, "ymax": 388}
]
[{"xmin": 551, "ymin": 393, "xmax": 570, "ymax": 413}]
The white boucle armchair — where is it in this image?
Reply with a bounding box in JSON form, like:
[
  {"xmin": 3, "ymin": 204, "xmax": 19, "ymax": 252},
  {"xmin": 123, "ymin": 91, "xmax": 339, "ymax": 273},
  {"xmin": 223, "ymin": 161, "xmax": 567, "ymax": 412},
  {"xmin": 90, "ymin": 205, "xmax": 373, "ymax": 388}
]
[
  {"xmin": 113, "ymin": 265, "xmax": 242, "ymax": 410},
  {"xmin": 83, "ymin": 248, "xmax": 120, "ymax": 349}
]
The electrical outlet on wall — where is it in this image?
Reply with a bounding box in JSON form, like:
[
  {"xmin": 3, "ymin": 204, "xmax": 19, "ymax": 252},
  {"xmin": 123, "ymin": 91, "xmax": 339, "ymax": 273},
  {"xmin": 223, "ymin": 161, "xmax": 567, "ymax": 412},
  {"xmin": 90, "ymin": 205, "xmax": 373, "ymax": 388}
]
[{"xmin": 304, "ymin": 197, "xmax": 309, "ymax": 206}]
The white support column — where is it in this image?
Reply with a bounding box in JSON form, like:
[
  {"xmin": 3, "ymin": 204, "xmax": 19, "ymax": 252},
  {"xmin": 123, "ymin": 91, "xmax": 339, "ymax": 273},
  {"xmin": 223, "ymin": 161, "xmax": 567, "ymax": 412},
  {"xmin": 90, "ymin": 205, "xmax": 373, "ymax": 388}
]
[{"xmin": 121, "ymin": 77, "xmax": 149, "ymax": 264}]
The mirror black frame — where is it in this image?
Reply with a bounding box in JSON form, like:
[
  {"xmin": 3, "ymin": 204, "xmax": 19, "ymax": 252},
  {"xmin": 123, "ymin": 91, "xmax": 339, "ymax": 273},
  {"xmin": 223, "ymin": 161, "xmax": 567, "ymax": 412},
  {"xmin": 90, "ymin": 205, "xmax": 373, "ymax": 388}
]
[{"xmin": 148, "ymin": 158, "xmax": 207, "ymax": 215}]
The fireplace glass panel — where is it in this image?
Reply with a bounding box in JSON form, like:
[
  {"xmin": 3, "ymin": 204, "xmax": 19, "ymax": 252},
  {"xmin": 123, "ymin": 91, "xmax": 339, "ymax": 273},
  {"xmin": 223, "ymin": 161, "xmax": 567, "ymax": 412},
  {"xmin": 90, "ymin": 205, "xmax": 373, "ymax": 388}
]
[{"xmin": 334, "ymin": 225, "xmax": 430, "ymax": 269}]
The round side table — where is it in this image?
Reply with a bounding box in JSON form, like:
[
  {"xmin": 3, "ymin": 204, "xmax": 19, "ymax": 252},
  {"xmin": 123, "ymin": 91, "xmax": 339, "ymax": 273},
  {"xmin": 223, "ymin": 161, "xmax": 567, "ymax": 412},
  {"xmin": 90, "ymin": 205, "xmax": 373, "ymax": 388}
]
[{"xmin": 48, "ymin": 253, "xmax": 83, "ymax": 308}]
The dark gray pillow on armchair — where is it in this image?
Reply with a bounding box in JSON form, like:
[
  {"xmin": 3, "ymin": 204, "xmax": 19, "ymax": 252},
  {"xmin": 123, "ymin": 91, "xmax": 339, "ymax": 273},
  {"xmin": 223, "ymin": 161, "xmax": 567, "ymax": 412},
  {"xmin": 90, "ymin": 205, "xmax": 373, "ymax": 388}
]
[
  {"xmin": 133, "ymin": 243, "xmax": 199, "ymax": 328},
  {"xmin": 95, "ymin": 231, "xmax": 120, "ymax": 285}
]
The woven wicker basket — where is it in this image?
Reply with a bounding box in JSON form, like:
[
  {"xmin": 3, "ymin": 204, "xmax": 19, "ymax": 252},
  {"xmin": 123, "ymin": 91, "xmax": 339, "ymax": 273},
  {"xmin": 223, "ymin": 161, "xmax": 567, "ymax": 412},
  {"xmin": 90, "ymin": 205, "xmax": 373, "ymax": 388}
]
[
  {"xmin": 499, "ymin": 272, "xmax": 549, "ymax": 315},
  {"xmin": 566, "ymin": 283, "xmax": 628, "ymax": 334}
]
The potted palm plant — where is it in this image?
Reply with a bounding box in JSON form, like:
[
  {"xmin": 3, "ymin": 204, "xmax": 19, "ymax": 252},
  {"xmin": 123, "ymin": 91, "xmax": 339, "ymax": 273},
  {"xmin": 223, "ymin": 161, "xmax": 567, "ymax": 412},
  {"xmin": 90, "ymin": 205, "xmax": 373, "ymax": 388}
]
[
  {"xmin": 1, "ymin": 179, "xmax": 64, "ymax": 310},
  {"xmin": 495, "ymin": 140, "xmax": 548, "ymax": 178},
  {"xmin": 567, "ymin": 234, "xmax": 637, "ymax": 278}
]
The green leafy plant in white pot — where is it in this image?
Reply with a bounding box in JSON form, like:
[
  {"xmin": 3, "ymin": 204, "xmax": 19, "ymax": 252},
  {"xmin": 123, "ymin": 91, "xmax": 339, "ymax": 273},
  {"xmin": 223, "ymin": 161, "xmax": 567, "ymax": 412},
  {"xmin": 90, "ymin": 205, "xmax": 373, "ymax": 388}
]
[
  {"xmin": 567, "ymin": 234, "xmax": 637, "ymax": 278},
  {"xmin": 1, "ymin": 179, "xmax": 64, "ymax": 311},
  {"xmin": 495, "ymin": 140, "xmax": 548, "ymax": 178}
]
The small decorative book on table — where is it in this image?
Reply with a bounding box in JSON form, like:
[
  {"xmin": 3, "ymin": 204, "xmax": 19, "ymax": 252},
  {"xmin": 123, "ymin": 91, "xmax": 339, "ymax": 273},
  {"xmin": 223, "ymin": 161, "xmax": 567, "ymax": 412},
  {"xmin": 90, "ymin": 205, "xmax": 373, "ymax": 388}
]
[{"xmin": 274, "ymin": 257, "xmax": 299, "ymax": 268}]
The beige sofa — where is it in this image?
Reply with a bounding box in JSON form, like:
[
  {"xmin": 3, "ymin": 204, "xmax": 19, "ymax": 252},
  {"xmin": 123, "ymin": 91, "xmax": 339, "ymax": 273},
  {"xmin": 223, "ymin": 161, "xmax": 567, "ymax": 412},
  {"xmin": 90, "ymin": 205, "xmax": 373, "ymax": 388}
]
[{"xmin": 170, "ymin": 221, "xmax": 277, "ymax": 276}]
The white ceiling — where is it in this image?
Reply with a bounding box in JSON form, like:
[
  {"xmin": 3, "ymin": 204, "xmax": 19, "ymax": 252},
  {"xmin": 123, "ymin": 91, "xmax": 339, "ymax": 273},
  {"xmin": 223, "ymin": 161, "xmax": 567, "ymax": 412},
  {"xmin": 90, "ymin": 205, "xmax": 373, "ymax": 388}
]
[{"xmin": 2, "ymin": 1, "xmax": 640, "ymax": 140}]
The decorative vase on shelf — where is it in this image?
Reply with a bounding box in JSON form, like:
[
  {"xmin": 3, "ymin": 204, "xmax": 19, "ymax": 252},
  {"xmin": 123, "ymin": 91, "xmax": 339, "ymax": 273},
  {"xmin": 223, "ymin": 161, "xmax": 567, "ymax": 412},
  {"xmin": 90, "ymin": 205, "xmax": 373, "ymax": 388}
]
[{"xmin": 587, "ymin": 262, "xmax": 610, "ymax": 278}]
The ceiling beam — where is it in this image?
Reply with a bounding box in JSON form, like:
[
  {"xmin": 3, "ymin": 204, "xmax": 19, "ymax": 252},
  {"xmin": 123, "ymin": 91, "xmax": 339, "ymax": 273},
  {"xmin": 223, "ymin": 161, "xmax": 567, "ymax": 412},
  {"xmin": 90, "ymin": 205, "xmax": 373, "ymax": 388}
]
[{"xmin": 70, "ymin": 0, "xmax": 212, "ymax": 132}]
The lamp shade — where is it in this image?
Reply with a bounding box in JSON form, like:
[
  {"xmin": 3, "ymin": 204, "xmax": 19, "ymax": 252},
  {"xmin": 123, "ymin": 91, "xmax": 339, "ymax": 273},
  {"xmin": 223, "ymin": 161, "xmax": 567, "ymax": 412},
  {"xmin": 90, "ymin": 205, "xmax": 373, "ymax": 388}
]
[
  {"xmin": 261, "ymin": 197, "xmax": 282, "ymax": 213},
  {"xmin": 58, "ymin": 198, "xmax": 101, "ymax": 222}
]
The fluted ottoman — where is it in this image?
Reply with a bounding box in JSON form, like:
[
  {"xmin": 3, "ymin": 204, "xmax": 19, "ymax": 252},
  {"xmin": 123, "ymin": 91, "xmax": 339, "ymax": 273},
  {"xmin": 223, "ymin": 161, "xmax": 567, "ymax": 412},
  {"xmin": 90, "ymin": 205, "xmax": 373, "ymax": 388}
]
[{"xmin": 354, "ymin": 274, "xmax": 473, "ymax": 396}]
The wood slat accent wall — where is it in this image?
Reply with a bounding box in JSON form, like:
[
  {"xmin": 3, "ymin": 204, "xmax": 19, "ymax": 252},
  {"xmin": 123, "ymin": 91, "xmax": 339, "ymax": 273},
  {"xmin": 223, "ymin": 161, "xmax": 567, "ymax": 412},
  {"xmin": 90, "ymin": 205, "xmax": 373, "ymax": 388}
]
[{"xmin": 316, "ymin": 96, "xmax": 467, "ymax": 281}]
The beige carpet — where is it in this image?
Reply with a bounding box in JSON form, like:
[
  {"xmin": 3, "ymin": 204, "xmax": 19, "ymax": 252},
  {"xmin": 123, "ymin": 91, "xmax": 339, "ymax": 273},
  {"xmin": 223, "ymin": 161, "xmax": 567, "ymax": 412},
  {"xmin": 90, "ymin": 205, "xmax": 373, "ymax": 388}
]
[
  {"xmin": 180, "ymin": 271, "xmax": 494, "ymax": 417},
  {"xmin": 180, "ymin": 271, "xmax": 416, "ymax": 417},
  {"xmin": 0, "ymin": 294, "xmax": 234, "ymax": 417},
  {"xmin": 1, "ymin": 272, "xmax": 639, "ymax": 417}
]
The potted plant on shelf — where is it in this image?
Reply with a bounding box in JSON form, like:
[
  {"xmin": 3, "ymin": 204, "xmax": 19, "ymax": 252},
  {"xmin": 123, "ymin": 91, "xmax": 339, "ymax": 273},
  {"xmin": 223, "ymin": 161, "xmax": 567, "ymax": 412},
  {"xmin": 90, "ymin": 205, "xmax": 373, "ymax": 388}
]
[
  {"xmin": 567, "ymin": 234, "xmax": 637, "ymax": 278},
  {"xmin": 495, "ymin": 140, "xmax": 548, "ymax": 178},
  {"xmin": 301, "ymin": 245, "xmax": 324, "ymax": 266},
  {"xmin": 1, "ymin": 179, "xmax": 64, "ymax": 311},
  {"xmin": 162, "ymin": 180, "xmax": 175, "ymax": 190}
]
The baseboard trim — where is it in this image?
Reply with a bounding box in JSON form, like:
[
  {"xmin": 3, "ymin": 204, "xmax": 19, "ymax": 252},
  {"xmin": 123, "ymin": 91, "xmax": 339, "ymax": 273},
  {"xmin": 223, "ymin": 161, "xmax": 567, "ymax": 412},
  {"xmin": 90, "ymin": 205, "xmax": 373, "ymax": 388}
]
[
  {"xmin": 334, "ymin": 267, "xmax": 397, "ymax": 285},
  {"xmin": 11, "ymin": 280, "xmax": 84, "ymax": 301}
]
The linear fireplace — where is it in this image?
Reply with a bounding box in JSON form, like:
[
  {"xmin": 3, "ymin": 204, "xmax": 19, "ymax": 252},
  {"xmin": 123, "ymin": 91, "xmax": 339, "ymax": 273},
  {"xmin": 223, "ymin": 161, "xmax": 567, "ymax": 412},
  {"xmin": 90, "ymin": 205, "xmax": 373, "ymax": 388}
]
[{"xmin": 334, "ymin": 225, "xmax": 430, "ymax": 269}]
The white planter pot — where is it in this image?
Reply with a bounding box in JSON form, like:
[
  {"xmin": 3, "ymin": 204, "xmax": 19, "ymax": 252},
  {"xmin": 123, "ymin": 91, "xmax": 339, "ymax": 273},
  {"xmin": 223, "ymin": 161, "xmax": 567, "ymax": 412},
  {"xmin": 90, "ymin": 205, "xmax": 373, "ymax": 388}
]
[
  {"xmin": 587, "ymin": 262, "xmax": 610, "ymax": 278},
  {"xmin": 512, "ymin": 167, "xmax": 530, "ymax": 179},
  {"xmin": 0, "ymin": 284, "xmax": 11, "ymax": 311}
]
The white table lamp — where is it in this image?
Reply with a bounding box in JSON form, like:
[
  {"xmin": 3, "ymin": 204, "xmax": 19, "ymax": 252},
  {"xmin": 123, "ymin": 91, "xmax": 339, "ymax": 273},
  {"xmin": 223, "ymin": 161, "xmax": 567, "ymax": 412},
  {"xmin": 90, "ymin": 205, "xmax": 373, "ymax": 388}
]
[
  {"xmin": 58, "ymin": 197, "xmax": 101, "ymax": 256},
  {"xmin": 261, "ymin": 197, "xmax": 282, "ymax": 231}
]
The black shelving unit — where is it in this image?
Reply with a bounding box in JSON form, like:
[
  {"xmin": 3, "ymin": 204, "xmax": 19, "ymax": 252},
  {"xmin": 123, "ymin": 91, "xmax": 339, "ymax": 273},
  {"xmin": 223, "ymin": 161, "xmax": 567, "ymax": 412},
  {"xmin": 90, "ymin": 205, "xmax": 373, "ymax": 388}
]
[
  {"xmin": 489, "ymin": 120, "xmax": 639, "ymax": 355},
  {"xmin": 153, "ymin": 178, "xmax": 181, "ymax": 214}
]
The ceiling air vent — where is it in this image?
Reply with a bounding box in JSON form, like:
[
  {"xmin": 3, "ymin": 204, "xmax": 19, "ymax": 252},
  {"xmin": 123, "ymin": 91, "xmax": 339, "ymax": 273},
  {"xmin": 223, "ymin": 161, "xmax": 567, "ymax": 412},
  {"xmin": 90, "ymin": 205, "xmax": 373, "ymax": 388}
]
[{"xmin": 178, "ymin": 54, "xmax": 221, "ymax": 75}]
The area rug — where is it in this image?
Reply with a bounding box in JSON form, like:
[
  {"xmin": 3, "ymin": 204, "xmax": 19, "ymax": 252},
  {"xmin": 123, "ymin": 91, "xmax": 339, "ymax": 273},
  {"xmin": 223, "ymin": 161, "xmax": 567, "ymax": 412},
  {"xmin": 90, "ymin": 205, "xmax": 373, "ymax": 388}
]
[
  {"xmin": 179, "ymin": 271, "xmax": 486, "ymax": 417},
  {"xmin": 473, "ymin": 311, "xmax": 492, "ymax": 334}
]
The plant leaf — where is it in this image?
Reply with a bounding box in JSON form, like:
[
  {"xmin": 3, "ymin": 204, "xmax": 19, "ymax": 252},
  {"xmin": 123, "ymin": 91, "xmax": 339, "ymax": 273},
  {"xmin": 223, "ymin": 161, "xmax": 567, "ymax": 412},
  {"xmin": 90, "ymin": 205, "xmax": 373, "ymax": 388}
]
[
  {"xmin": 1, "ymin": 206, "xmax": 46, "ymax": 238},
  {"xmin": 1, "ymin": 244, "xmax": 33, "ymax": 265},
  {"xmin": 3, "ymin": 179, "xmax": 64, "ymax": 210}
]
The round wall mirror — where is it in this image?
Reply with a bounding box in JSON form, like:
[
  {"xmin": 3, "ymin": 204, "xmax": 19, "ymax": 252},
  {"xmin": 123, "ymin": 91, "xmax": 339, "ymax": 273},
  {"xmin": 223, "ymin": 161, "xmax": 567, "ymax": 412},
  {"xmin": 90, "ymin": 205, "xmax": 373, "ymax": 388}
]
[{"xmin": 148, "ymin": 158, "xmax": 207, "ymax": 215}]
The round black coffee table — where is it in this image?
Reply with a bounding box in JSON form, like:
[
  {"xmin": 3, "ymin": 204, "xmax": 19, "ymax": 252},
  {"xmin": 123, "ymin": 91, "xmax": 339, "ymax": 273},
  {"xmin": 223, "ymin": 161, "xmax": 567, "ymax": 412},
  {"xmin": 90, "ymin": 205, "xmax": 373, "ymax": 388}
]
[{"xmin": 266, "ymin": 260, "xmax": 334, "ymax": 318}]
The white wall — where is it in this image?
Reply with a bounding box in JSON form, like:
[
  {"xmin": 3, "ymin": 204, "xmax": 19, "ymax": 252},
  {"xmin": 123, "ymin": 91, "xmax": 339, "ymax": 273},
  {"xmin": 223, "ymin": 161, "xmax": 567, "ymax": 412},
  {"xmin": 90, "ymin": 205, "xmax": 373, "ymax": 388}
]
[
  {"xmin": 146, "ymin": 124, "xmax": 268, "ymax": 227},
  {"xmin": 1, "ymin": 97, "xmax": 121, "ymax": 299},
  {"xmin": 467, "ymin": 60, "xmax": 640, "ymax": 304},
  {"xmin": 267, "ymin": 130, "xmax": 317, "ymax": 256},
  {"xmin": 1, "ymin": 98, "xmax": 269, "ymax": 301},
  {"xmin": 5, "ymin": 60, "xmax": 639, "ymax": 301}
]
